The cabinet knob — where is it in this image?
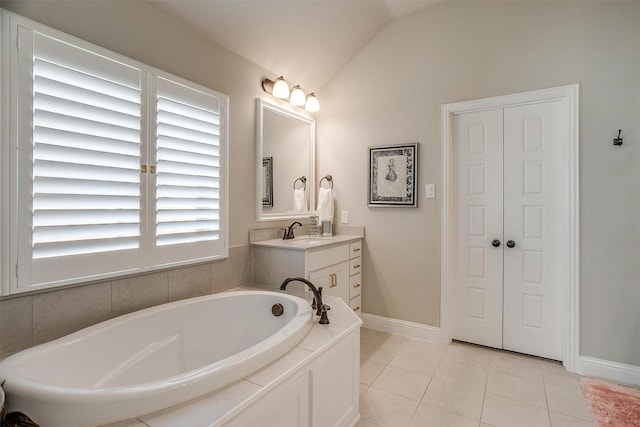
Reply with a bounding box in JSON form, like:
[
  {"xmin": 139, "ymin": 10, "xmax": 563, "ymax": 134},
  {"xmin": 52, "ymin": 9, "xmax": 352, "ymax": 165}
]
[
  {"xmin": 353, "ymin": 264, "xmax": 360, "ymax": 269},
  {"xmin": 506, "ymin": 240, "xmax": 516, "ymax": 248},
  {"xmin": 353, "ymin": 283, "xmax": 361, "ymax": 288},
  {"xmin": 353, "ymin": 248, "xmax": 361, "ymax": 253},
  {"xmin": 352, "ymin": 306, "xmax": 360, "ymax": 312}
]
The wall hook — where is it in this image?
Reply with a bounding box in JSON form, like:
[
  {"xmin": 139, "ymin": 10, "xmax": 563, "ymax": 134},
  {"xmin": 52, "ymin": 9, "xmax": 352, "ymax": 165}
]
[{"xmin": 613, "ymin": 129, "xmax": 623, "ymax": 146}]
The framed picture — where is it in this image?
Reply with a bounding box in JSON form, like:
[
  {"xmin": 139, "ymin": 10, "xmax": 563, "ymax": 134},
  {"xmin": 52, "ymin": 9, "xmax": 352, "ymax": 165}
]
[
  {"xmin": 262, "ymin": 157, "xmax": 273, "ymax": 207},
  {"xmin": 368, "ymin": 143, "xmax": 418, "ymax": 207}
]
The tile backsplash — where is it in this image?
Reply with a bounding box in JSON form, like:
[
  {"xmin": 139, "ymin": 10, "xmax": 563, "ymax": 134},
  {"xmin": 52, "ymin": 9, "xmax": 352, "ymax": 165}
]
[{"xmin": 0, "ymin": 245, "xmax": 252, "ymax": 359}]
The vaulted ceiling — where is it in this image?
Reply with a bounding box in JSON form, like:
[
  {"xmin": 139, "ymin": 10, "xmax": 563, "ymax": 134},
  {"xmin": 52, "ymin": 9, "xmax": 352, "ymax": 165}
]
[{"xmin": 148, "ymin": 0, "xmax": 445, "ymax": 91}]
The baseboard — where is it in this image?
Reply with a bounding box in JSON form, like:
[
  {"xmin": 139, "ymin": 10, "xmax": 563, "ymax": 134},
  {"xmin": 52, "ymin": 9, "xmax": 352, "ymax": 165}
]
[
  {"xmin": 578, "ymin": 356, "xmax": 640, "ymax": 387},
  {"xmin": 360, "ymin": 312, "xmax": 441, "ymax": 343}
]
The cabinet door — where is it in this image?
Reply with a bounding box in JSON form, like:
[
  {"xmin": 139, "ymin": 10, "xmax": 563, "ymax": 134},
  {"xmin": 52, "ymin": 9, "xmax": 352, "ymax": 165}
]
[
  {"xmin": 311, "ymin": 330, "xmax": 360, "ymax": 427},
  {"xmin": 309, "ymin": 262, "xmax": 349, "ymax": 305}
]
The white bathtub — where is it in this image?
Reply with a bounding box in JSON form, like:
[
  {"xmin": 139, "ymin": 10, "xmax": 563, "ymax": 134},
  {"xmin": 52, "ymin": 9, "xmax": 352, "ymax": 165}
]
[{"xmin": 0, "ymin": 290, "xmax": 313, "ymax": 427}]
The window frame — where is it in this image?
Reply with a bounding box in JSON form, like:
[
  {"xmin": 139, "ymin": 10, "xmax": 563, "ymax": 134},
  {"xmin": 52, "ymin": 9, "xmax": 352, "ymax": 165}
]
[{"xmin": 0, "ymin": 10, "xmax": 229, "ymax": 295}]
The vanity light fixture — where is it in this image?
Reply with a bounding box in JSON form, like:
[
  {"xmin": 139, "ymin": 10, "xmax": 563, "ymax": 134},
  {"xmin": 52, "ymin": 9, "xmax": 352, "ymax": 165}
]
[
  {"xmin": 261, "ymin": 76, "xmax": 320, "ymax": 112},
  {"xmin": 289, "ymin": 85, "xmax": 306, "ymax": 106},
  {"xmin": 271, "ymin": 76, "xmax": 290, "ymax": 99},
  {"xmin": 305, "ymin": 93, "xmax": 320, "ymax": 113}
]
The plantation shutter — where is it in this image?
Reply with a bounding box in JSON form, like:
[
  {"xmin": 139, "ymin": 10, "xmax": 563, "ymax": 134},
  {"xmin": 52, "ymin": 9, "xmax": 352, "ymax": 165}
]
[
  {"xmin": 18, "ymin": 28, "xmax": 144, "ymax": 288},
  {"xmin": 9, "ymin": 21, "xmax": 228, "ymax": 295},
  {"xmin": 151, "ymin": 76, "xmax": 226, "ymax": 264}
]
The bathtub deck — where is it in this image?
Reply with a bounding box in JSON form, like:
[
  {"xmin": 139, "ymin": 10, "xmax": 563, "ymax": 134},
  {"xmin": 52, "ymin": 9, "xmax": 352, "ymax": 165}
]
[{"xmin": 105, "ymin": 291, "xmax": 362, "ymax": 427}]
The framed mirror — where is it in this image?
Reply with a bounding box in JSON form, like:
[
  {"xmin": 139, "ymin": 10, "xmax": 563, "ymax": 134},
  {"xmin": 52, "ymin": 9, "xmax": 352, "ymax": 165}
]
[{"xmin": 256, "ymin": 98, "xmax": 315, "ymax": 221}]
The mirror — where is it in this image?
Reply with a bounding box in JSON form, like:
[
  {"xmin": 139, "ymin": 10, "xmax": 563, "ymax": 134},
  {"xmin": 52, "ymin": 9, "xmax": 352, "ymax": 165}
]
[{"xmin": 256, "ymin": 98, "xmax": 315, "ymax": 221}]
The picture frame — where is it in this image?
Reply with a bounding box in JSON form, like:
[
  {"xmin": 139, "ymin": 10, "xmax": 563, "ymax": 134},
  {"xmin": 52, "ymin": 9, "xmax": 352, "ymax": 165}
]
[
  {"xmin": 368, "ymin": 143, "xmax": 418, "ymax": 207},
  {"xmin": 262, "ymin": 157, "xmax": 273, "ymax": 207}
]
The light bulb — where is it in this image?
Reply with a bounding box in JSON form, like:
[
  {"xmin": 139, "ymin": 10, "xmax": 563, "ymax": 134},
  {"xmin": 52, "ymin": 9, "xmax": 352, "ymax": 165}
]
[
  {"xmin": 272, "ymin": 76, "xmax": 290, "ymax": 99},
  {"xmin": 305, "ymin": 93, "xmax": 320, "ymax": 112},
  {"xmin": 290, "ymin": 85, "xmax": 306, "ymax": 106}
]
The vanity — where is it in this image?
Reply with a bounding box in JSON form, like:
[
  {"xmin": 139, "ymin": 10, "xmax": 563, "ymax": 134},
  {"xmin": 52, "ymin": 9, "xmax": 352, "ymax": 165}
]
[
  {"xmin": 254, "ymin": 97, "xmax": 363, "ymax": 314},
  {"xmin": 252, "ymin": 234, "xmax": 363, "ymax": 314}
]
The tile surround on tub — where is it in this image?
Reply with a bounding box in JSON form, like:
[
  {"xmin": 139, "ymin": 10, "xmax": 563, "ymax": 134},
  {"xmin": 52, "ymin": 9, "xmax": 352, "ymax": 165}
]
[
  {"xmin": 0, "ymin": 296, "xmax": 33, "ymax": 357},
  {"xmin": 32, "ymin": 282, "xmax": 112, "ymax": 345},
  {"xmin": 168, "ymin": 263, "xmax": 212, "ymax": 302},
  {"xmin": 0, "ymin": 245, "xmax": 252, "ymax": 359},
  {"xmin": 111, "ymin": 271, "xmax": 169, "ymax": 318}
]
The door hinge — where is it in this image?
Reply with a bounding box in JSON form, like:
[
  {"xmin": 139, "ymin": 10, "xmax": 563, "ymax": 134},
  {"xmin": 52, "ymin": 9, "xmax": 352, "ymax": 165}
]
[{"xmin": 15, "ymin": 263, "xmax": 19, "ymax": 278}]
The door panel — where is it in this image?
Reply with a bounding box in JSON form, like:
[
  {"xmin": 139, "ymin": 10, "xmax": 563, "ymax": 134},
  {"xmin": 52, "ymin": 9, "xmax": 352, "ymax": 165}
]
[
  {"xmin": 452, "ymin": 109, "xmax": 504, "ymax": 349},
  {"xmin": 503, "ymin": 102, "xmax": 563, "ymax": 360}
]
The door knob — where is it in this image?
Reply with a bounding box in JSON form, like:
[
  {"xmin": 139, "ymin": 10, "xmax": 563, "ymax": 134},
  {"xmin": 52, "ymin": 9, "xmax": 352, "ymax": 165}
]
[
  {"xmin": 506, "ymin": 240, "xmax": 516, "ymax": 248},
  {"xmin": 491, "ymin": 239, "xmax": 501, "ymax": 248}
]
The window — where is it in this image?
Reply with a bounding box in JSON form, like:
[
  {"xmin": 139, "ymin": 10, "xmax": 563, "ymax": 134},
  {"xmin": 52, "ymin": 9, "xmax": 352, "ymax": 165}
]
[{"xmin": 1, "ymin": 13, "xmax": 228, "ymax": 294}]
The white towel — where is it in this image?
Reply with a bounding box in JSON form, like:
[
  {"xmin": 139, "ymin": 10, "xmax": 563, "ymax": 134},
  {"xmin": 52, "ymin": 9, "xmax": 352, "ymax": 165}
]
[
  {"xmin": 316, "ymin": 187, "xmax": 334, "ymax": 223},
  {"xmin": 293, "ymin": 188, "xmax": 306, "ymax": 212}
]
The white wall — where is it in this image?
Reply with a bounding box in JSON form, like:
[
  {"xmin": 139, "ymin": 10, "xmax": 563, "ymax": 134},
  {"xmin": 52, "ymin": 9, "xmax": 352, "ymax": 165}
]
[{"xmin": 317, "ymin": 1, "xmax": 640, "ymax": 366}]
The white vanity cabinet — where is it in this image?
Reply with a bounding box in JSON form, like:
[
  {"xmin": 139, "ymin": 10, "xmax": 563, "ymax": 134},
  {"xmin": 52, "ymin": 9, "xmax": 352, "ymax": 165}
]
[{"xmin": 251, "ymin": 235, "xmax": 363, "ymax": 313}]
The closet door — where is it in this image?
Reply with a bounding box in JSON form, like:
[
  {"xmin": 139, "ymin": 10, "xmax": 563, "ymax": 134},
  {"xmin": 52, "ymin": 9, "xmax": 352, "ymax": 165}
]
[
  {"xmin": 452, "ymin": 101, "xmax": 564, "ymax": 360},
  {"xmin": 452, "ymin": 109, "xmax": 504, "ymax": 349},
  {"xmin": 502, "ymin": 101, "xmax": 563, "ymax": 360}
]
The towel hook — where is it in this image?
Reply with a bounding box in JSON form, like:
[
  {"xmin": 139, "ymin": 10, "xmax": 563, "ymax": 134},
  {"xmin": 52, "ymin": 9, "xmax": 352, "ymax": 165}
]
[
  {"xmin": 613, "ymin": 129, "xmax": 623, "ymax": 146},
  {"xmin": 293, "ymin": 176, "xmax": 307, "ymax": 190},
  {"xmin": 319, "ymin": 175, "xmax": 333, "ymax": 189}
]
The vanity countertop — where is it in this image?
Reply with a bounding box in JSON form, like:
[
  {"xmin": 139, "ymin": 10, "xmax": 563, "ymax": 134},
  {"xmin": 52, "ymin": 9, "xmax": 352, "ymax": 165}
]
[{"xmin": 250, "ymin": 234, "xmax": 362, "ymax": 251}]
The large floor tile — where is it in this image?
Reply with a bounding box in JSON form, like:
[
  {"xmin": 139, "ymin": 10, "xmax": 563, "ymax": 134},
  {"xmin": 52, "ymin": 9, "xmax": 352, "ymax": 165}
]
[
  {"xmin": 434, "ymin": 358, "xmax": 489, "ymax": 390},
  {"xmin": 360, "ymin": 386, "xmax": 419, "ymax": 427},
  {"xmin": 443, "ymin": 342, "xmax": 494, "ymax": 368},
  {"xmin": 372, "ymin": 365, "xmax": 430, "ymax": 401},
  {"xmin": 361, "ymin": 358, "xmax": 387, "ymax": 385},
  {"xmin": 409, "ymin": 402, "xmax": 479, "ymax": 427},
  {"xmin": 545, "ymin": 382, "xmax": 593, "ymax": 421},
  {"xmin": 481, "ymin": 392, "xmax": 550, "ymax": 427},
  {"xmin": 421, "ymin": 377, "xmax": 484, "ymax": 420},
  {"xmin": 361, "ymin": 340, "xmax": 398, "ymax": 364},
  {"xmin": 486, "ymin": 370, "xmax": 547, "ymax": 408},
  {"xmin": 488, "ymin": 351, "xmax": 543, "ymax": 381},
  {"xmin": 396, "ymin": 338, "xmax": 447, "ymax": 359},
  {"xmin": 549, "ymin": 411, "xmax": 595, "ymax": 427},
  {"xmin": 540, "ymin": 360, "xmax": 583, "ymax": 388},
  {"xmin": 390, "ymin": 353, "xmax": 441, "ymax": 376}
]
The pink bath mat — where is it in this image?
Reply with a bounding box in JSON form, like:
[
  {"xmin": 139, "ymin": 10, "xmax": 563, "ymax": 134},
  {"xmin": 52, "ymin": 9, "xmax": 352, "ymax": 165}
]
[{"xmin": 581, "ymin": 377, "xmax": 640, "ymax": 427}]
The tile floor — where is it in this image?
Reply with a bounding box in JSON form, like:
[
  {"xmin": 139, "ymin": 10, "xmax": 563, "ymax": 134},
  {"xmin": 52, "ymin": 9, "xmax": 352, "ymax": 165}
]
[{"xmin": 357, "ymin": 328, "xmax": 594, "ymax": 427}]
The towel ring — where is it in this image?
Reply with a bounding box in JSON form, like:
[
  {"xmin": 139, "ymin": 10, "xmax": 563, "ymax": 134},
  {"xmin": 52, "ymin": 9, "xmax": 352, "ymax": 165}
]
[
  {"xmin": 293, "ymin": 176, "xmax": 307, "ymax": 190},
  {"xmin": 320, "ymin": 175, "xmax": 333, "ymax": 189}
]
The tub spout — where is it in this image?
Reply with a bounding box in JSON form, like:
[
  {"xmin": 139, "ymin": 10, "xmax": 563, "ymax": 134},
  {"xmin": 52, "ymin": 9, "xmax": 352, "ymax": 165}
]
[{"xmin": 279, "ymin": 277, "xmax": 330, "ymax": 325}]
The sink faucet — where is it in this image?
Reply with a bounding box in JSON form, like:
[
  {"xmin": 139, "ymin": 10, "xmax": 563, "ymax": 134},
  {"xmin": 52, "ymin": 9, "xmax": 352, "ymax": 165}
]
[
  {"xmin": 279, "ymin": 277, "xmax": 330, "ymax": 324},
  {"xmin": 282, "ymin": 221, "xmax": 302, "ymax": 240}
]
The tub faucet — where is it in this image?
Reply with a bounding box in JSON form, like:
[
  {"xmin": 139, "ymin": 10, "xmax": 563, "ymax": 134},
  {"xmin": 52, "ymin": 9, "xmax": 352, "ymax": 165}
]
[
  {"xmin": 279, "ymin": 277, "xmax": 330, "ymax": 325},
  {"xmin": 282, "ymin": 221, "xmax": 302, "ymax": 240}
]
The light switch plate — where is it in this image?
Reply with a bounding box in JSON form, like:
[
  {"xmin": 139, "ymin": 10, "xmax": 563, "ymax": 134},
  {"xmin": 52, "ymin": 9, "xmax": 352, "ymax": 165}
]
[
  {"xmin": 425, "ymin": 184, "xmax": 435, "ymax": 198},
  {"xmin": 341, "ymin": 211, "xmax": 349, "ymax": 224}
]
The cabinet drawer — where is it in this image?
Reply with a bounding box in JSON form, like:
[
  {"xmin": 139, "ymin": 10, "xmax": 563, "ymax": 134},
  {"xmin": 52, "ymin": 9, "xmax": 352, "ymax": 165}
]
[
  {"xmin": 349, "ymin": 294, "xmax": 362, "ymax": 314},
  {"xmin": 349, "ymin": 257, "xmax": 361, "ymax": 276},
  {"xmin": 349, "ymin": 273, "xmax": 361, "ymax": 299},
  {"xmin": 307, "ymin": 244, "xmax": 349, "ymax": 271},
  {"xmin": 349, "ymin": 241, "xmax": 362, "ymax": 259}
]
